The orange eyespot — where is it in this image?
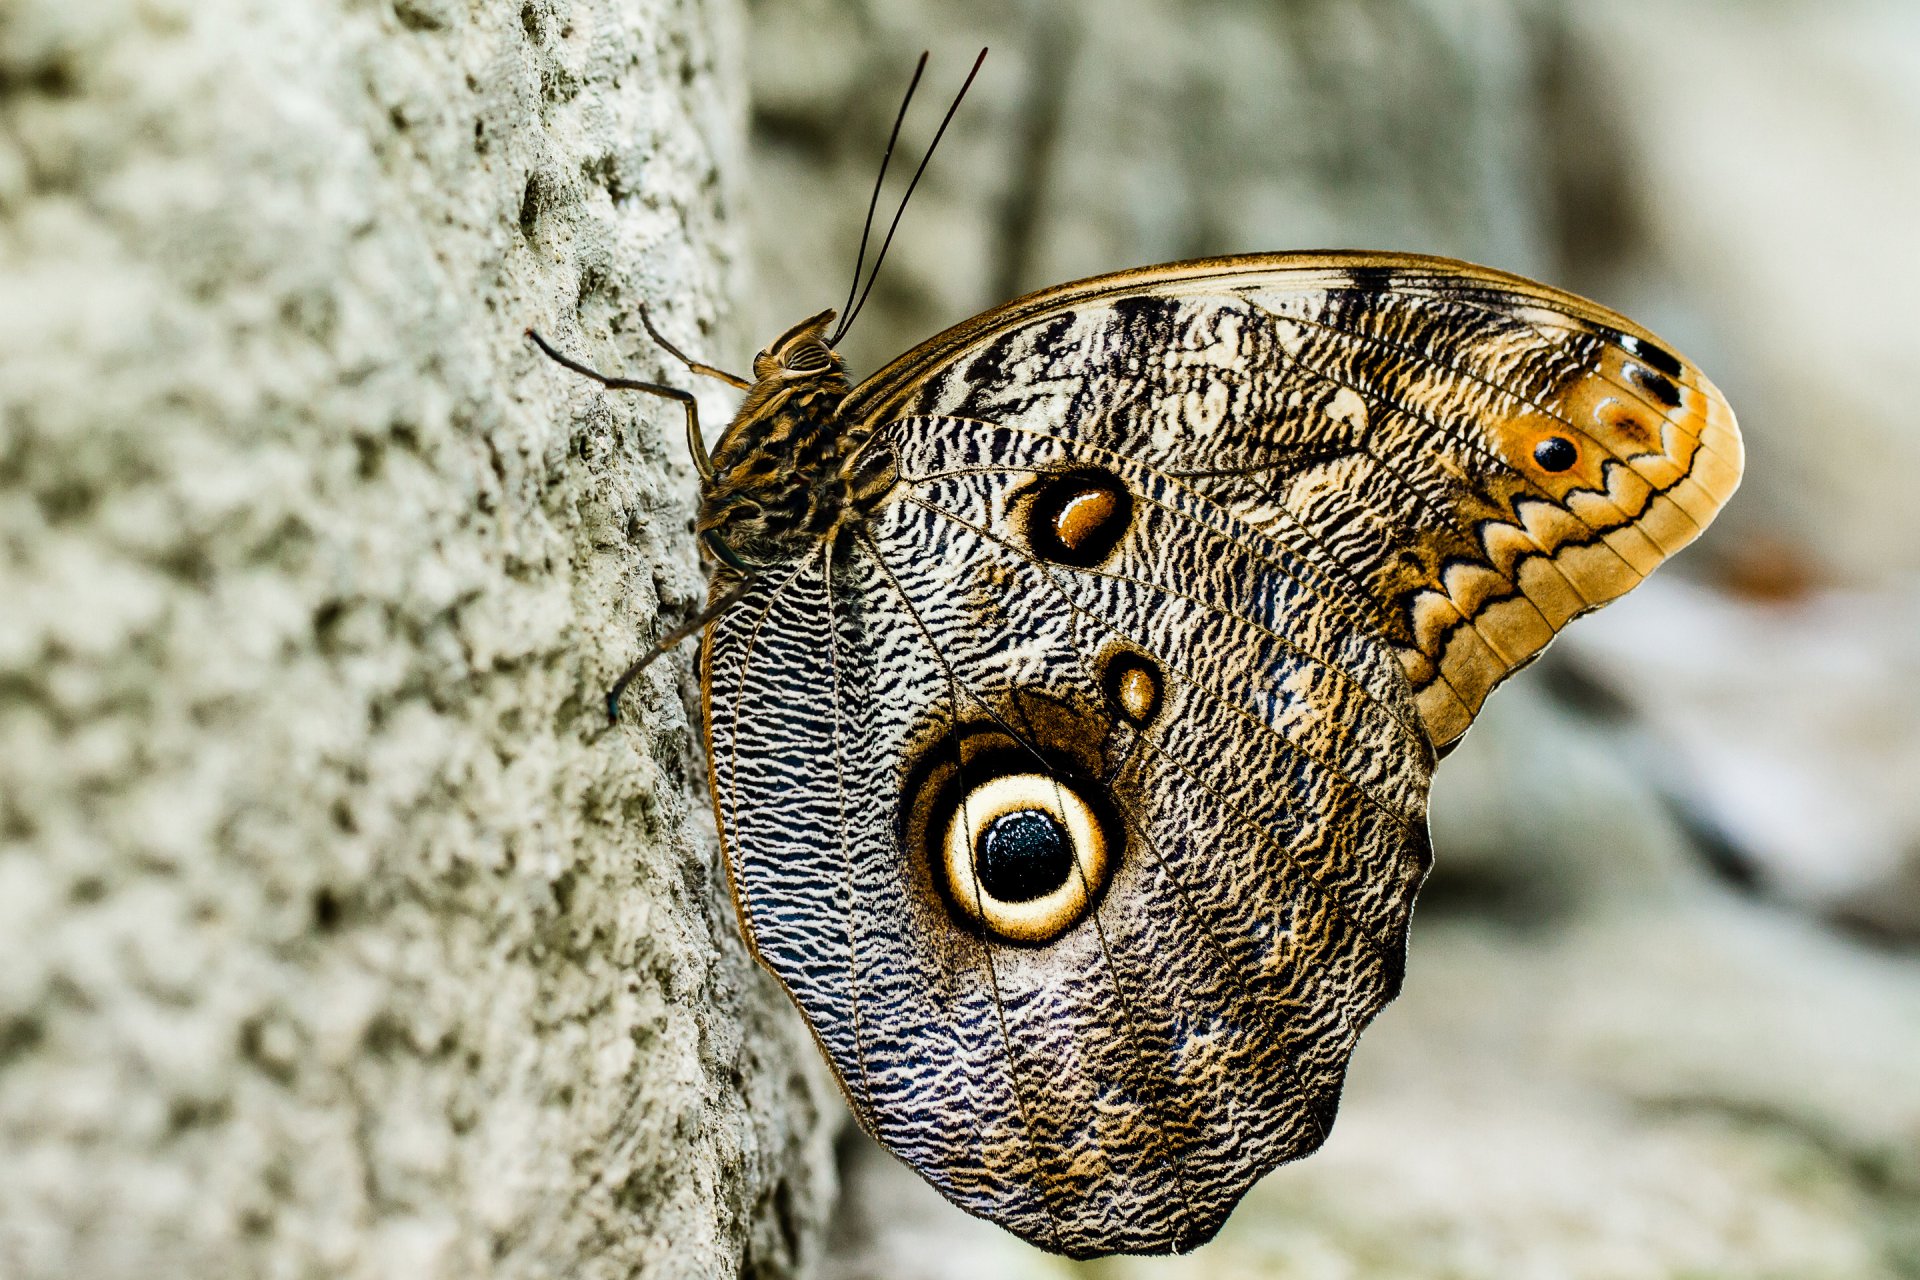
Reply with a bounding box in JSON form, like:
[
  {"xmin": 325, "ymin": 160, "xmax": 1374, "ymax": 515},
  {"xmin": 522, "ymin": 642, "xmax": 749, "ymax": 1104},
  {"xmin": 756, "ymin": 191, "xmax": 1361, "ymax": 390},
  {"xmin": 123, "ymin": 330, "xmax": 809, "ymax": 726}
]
[
  {"xmin": 1054, "ymin": 489, "xmax": 1117, "ymax": 548},
  {"xmin": 1024, "ymin": 469, "xmax": 1132, "ymax": 567}
]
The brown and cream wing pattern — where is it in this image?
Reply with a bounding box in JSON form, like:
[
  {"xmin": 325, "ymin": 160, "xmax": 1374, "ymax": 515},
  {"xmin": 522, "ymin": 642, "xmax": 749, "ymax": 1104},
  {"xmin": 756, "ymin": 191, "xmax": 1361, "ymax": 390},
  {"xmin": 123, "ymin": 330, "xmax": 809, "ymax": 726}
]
[
  {"xmin": 848, "ymin": 252, "xmax": 1743, "ymax": 748},
  {"xmin": 702, "ymin": 253, "xmax": 1740, "ymax": 1257},
  {"xmin": 704, "ymin": 414, "xmax": 1434, "ymax": 1255}
]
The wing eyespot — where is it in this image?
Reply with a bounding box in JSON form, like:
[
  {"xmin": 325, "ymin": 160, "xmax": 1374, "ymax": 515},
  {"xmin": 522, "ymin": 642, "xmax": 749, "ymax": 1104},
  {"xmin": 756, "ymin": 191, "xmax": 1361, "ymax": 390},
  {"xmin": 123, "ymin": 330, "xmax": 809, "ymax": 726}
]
[
  {"xmin": 1532, "ymin": 436, "xmax": 1578, "ymax": 473},
  {"xmin": 938, "ymin": 772, "xmax": 1110, "ymax": 944},
  {"xmin": 901, "ymin": 710, "xmax": 1125, "ymax": 949},
  {"xmin": 1023, "ymin": 469, "xmax": 1133, "ymax": 568},
  {"xmin": 1101, "ymin": 651, "xmax": 1163, "ymax": 729},
  {"xmin": 977, "ymin": 808, "xmax": 1074, "ymax": 902}
]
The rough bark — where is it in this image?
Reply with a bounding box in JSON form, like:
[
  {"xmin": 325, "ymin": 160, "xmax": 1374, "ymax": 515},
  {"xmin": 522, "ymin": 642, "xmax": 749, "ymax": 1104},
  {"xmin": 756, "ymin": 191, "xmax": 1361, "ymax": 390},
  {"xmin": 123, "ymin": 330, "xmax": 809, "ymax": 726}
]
[{"xmin": 0, "ymin": 2, "xmax": 836, "ymax": 1278}]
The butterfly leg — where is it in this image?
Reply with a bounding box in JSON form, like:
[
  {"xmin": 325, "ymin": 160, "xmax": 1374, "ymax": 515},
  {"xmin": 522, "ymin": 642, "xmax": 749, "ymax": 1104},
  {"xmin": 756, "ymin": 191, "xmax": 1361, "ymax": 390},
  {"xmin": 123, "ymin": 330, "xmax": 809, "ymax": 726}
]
[
  {"xmin": 639, "ymin": 305, "xmax": 751, "ymax": 390},
  {"xmin": 524, "ymin": 327, "xmax": 716, "ymax": 481},
  {"xmin": 602, "ymin": 575, "xmax": 759, "ymax": 724}
]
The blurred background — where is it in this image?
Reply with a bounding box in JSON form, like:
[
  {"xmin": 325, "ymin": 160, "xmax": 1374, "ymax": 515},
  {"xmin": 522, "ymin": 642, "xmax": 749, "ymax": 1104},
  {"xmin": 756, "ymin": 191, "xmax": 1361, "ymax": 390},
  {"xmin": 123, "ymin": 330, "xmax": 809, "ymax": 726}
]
[{"xmin": 731, "ymin": 0, "xmax": 1920, "ymax": 1275}]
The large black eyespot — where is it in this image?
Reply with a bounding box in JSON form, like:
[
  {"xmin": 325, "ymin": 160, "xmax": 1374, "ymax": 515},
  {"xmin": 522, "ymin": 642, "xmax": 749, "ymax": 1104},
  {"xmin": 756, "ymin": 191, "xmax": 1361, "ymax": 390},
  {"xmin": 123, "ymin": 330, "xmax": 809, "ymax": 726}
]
[
  {"xmin": 938, "ymin": 772, "xmax": 1109, "ymax": 944},
  {"xmin": 976, "ymin": 810, "xmax": 1073, "ymax": 903},
  {"xmin": 1533, "ymin": 436, "xmax": 1578, "ymax": 472},
  {"xmin": 902, "ymin": 716, "xmax": 1124, "ymax": 947},
  {"xmin": 1024, "ymin": 469, "xmax": 1133, "ymax": 568}
]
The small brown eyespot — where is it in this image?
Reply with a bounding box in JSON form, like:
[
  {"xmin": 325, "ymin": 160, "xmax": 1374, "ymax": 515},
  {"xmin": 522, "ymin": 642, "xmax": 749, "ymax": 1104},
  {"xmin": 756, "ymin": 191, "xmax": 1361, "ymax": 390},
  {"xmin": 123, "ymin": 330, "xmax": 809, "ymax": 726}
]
[
  {"xmin": 1025, "ymin": 469, "xmax": 1132, "ymax": 567},
  {"xmin": 1056, "ymin": 489, "xmax": 1117, "ymax": 546},
  {"xmin": 1595, "ymin": 399, "xmax": 1657, "ymax": 451},
  {"xmin": 1102, "ymin": 652, "xmax": 1163, "ymax": 729}
]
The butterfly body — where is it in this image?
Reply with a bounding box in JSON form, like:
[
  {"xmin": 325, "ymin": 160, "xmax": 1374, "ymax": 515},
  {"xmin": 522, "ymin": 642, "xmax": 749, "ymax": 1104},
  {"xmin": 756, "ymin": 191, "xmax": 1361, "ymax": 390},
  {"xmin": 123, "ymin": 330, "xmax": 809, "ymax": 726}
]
[
  {"xmin": 693, "ymin": 309, "xmax": 853, "ymax": 565},
  {"xmin": 667, "ymin": 252, "xmax": 1741, "ymax": 1256}
]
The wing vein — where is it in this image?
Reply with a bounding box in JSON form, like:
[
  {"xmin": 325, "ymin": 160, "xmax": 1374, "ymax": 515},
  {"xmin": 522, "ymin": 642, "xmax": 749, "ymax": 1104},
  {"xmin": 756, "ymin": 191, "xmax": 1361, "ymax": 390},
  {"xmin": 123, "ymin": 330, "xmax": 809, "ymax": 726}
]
[
  {"xmin": 820, "ymin": 542, "xmax": 875, "ymax": 1111},
  {"xmin": 852, "ymin": 529, "xmax": 1068, "ymax": 1252}
]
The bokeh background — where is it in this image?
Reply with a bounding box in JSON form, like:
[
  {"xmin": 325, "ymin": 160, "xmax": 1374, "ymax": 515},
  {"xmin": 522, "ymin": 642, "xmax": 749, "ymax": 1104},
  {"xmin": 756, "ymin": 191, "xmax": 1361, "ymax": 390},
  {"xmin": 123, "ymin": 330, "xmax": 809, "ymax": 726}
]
[{"xmin": 732, "ymin": 1, "xmax": 1920, "ymax": 1275}]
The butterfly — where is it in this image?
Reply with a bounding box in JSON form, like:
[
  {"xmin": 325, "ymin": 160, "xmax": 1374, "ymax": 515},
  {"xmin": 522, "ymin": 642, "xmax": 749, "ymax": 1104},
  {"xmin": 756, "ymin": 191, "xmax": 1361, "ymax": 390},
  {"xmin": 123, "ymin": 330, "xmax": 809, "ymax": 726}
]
[{"xmin": 530, "ymin": 52, "xmax": 1742, "ymax": 1258}]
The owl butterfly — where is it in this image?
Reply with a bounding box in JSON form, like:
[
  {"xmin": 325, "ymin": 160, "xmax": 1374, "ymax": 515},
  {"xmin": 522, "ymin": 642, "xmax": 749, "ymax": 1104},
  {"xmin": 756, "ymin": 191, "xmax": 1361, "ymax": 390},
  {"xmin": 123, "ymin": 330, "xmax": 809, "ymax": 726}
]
[{"xmin": 533, "ymin": 52, "xmax": 1741, "ymax": 1258}]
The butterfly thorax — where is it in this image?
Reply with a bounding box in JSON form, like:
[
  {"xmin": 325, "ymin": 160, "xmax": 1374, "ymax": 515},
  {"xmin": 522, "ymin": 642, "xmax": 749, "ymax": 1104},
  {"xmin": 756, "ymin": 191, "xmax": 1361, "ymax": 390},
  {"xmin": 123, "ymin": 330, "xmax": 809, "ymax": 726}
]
[{"xmin": 697, "ymin": 309, "xmax": 894, "ymax": 567}]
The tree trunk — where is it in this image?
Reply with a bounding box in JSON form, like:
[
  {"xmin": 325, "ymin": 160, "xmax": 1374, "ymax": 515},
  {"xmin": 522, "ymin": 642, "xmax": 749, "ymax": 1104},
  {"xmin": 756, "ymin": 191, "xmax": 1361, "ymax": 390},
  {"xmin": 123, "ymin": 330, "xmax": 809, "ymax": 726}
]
[{"xmin": 0, "ymin": 2, "xmax": 837, "ymax": 1277}]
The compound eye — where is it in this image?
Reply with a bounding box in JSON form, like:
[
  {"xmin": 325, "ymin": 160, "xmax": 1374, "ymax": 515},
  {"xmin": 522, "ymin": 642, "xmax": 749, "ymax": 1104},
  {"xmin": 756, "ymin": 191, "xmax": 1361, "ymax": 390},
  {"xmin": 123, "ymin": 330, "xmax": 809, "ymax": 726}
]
[
  {"xmin": 940, "ymin": 772, "xmax": 1110, "ymax": 945},
  {"xmin": 781, "ymin": 341, "xmax": 832, "ymax": 375}
]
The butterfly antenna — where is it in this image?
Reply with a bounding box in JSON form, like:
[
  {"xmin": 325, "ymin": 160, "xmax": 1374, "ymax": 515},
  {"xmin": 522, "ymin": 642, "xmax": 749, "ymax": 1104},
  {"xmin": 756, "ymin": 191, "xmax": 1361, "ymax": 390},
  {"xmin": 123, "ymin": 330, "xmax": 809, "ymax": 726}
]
[
  {"xmin": 829, "ymin": 47, "xmax": 988, "ymax": 346},
  {"xmin": 833, "ymin": 52, "xmax": 928, "ymax": 341}
]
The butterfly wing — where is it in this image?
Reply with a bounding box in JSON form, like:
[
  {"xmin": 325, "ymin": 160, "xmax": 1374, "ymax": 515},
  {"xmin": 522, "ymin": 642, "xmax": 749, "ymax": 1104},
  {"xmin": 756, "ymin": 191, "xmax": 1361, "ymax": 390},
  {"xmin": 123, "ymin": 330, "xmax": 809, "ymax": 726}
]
[
  {"xmin": 703, "ymin": 253, "xmax": 1740, "ymax": 1256},
  {"xmin": 849, "ymin": 252, "xmax": 1743, "ymax": 749}
]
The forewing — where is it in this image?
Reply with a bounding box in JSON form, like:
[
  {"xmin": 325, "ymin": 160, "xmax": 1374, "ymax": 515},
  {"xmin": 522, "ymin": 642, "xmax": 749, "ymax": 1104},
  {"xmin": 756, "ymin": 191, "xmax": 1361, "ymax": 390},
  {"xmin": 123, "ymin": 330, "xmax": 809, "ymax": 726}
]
[{"xmin": 848, "ymin": 252, "xmax": 1742, "ymax": 748}]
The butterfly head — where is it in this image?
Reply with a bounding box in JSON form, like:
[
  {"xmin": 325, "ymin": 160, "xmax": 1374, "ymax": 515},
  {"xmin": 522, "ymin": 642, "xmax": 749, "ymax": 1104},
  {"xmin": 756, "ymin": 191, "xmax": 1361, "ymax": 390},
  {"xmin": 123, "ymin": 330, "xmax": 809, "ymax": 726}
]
[
  {"xmin": 697, "ymin": 308, "xmax": 879, "ymax": 569},
  {"xmin": 747, "ymin": 307, "xmax": 847, "ymax": 384}
]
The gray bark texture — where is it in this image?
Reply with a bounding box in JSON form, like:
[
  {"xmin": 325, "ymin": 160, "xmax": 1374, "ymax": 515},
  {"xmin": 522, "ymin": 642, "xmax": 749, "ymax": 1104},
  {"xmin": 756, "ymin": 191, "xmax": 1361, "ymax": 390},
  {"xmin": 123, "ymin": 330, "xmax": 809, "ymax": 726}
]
[{"xmin": 0, "ymin": 3, "xmax": 838, "ymax": 1279}]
